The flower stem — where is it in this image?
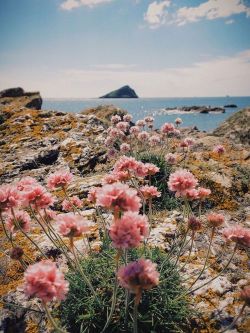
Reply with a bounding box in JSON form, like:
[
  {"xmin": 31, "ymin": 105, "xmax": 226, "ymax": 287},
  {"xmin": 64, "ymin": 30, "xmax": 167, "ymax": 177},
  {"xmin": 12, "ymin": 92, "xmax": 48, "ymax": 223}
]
[
  {"xmin": 42, "ymin": 301, "xmax": 67, "ymax": 333},
  {"xmin": 133, "ymin": 300, "xmax": 138, "ymax": 333}
]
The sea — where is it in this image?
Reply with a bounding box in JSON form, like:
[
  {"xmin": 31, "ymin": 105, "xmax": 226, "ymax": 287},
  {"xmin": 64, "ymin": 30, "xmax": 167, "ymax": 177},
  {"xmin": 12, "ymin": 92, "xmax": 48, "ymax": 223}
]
[{"xmin": 43, "ymin": 96, "xmax": 250, "ymax": 132}]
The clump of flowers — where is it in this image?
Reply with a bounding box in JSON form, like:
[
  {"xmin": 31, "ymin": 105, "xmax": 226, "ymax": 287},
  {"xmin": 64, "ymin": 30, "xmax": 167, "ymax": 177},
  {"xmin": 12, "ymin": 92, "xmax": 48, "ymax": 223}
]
[
  {"xmin": 213, "ymin": 144, "xmax": 225, "ymax": 154},
  {"xmin": 5, "ymin": 210, "xmax": 31, "ymax": 233},
  {"xmin": 223, "ymin": 226, "xmax": 250, "ymax": 247},
  {"xmin": 56, "ymin": 213, "xmax": 91, "ymax": 238},
  {"xmin": 47, "ymin": 170, "xmax": 73, "ymax": 190},
  {"xmin": 0, "ymin": 184, "xmax": 20, "ymax": 212},
  {"xmin": 140, "ymin": 185, "xmax": 161, "ymax": 200},
  {"xmin": 207, "ymin": 213, "xmax": 225, "ymax": 228},
  {"xmin": 62, "ymin": 196, "xmax": 83, "ymax": 212},
  {"xmin": 168, "ymin": 169, "xmax": 198, "ymax": 197}
]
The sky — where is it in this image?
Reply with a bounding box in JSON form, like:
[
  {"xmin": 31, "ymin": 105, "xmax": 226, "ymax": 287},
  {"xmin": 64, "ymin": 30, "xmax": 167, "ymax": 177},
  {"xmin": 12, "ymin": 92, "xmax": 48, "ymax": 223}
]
[{"xmin": 0, "ymin": 0, "xmax": 250, "ymax": 98}]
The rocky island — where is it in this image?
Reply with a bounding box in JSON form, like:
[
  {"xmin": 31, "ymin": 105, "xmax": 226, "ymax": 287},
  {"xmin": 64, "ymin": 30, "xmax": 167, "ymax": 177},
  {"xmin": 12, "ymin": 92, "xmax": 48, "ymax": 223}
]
[
  {"xmin": 0, "ymin": 89, "xmax": 249, "ymax": 333},
  {"xmin": 100, "ymin": 85, "xmax": 138, "ymax": 98},
  {"xmin": 165, "ymin": 105, "xmax": 225, "ymax": 113}
]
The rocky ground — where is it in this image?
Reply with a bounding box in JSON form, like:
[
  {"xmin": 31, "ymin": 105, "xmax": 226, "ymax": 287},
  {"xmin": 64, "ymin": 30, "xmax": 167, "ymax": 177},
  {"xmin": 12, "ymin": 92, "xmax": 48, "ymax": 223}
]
[{"xmin": 0, "ymin": 90, "xmax": 249, "ymax": 333}]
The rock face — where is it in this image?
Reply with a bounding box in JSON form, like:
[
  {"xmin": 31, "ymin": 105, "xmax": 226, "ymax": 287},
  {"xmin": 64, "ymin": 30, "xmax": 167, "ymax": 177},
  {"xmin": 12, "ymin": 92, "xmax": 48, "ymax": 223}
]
[
  {"xmin": 224, "ymin": 104, "xmax": 237, "ymax": 108},
  {"xmin": 213, "ymin": 108, "xmax": 250, "ymax": 145},
  {"xmin": 100, "ymin": 85, "xmax": 138, "ymax": 98},
  {"xmin": 165, "ymin": 106, "xmax": 225, "ymax": 113},
  {"xmin": 0, "ymin": 87, "xmax": 42, "ymax": 110}
]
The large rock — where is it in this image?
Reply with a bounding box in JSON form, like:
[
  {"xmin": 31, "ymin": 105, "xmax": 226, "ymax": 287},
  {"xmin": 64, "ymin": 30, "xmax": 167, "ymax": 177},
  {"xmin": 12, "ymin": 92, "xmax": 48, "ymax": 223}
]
[
  {"xmin": 213, "ymin": 108, "xmax": 250, "ymax": 145},
  {"xmin": 165, "ymin": 106, "xmax": 225, "ymax": 113},
  {"xmin": 100, "ymin": 85, "xmax": 138, "ymax": 98},
  {"xmin": 0, "ymin": 87, "xmax": 24, "ymax": 98},
  {"xmin": 0, "ymin": 88, "xmax": 43, "ymax": 110}
]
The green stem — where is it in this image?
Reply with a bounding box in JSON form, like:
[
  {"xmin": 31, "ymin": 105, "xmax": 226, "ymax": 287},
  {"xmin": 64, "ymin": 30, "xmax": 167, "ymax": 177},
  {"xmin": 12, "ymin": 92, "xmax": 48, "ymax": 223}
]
[
  {"xmin": 179, "ymin": 232, "xmax": 194, "ymax": 272},
  {"xmin": 133, "ymin": 300, "xmax": 138, "ymax": 333},
  {"xmin": 42, "ymin": 301, "xmax": 67, "ymax": 333}
]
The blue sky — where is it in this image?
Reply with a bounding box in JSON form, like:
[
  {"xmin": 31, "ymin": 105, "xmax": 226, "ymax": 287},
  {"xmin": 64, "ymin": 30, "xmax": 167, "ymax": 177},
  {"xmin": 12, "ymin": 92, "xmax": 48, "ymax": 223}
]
[{"xmin": 0, "ymin": 0, "xmax": 250, "ymax": 97}]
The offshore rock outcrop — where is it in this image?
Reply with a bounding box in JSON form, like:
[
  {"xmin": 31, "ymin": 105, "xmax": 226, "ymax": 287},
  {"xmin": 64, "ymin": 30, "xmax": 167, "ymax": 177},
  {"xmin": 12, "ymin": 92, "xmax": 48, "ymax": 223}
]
[{"xmin": 100, "ymin": 85, "xmax": 138, "ymax": 98}]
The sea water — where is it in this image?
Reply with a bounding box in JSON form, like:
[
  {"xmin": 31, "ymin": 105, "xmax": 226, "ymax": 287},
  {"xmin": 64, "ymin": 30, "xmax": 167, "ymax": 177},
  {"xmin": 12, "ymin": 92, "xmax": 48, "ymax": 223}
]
[{"xmin": 43, "ymin": 96, "xmax": 250, "ymax": 132}]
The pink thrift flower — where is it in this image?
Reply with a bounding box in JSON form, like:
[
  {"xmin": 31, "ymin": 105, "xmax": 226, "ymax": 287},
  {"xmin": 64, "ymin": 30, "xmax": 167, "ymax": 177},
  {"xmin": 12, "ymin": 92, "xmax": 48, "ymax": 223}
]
[
  {"xmin": 140, "ymin": 186, "xmax": 161, "ymax": 200},
  {"xmin": 0, "ymin": 184, "xmax": 20, "ymax": 212},
  {"xmin": 123, "ymin": 114, "xmax": 133, "ymax": 122},
  {"xmin": 42, "ymin": 209, "xmax": 57, "ymax": 222},
  {"xmin": 116, "ymin": 121, "xmax": 129, "ymax": 132},
  {"xmin": 175, "ymin": 117, "xmax": 182, "ymax": 126},
  {"xmin": 173, "ymin": 129, "xmax": 181, "ymax": 137},
  {"xmin": 120, "ymin": 143, "xmax": 131, "ymax": 153},
  {"xmin": 96, "ymin": 182, "xmax": 141, "ymax": 213},
  {"xmin": 136, "ymin": 119, "xmax": 146, "ymax": 128},
  {"xmin": 188, "ymin": 216, "xmax": 202, "ymax": 232},
  {"xmin": 113, "ymin": 156, "xmax": 139, "ymax": 173},
  {"xmin": 168, "ymin": 169, "xmax": 198, "ymax": 197},
  {"xmin": 207, "ymin": 213, "xmax": 225, "ymax": 228},
  {"xmin": 144, "ymin": 163, "xmax": 159, "ymax": 176},
  {"xmin": 5, "ymin": 210, "xmax": 31, "ymax": 233},
  {"xmin": 138, "ymin": 131, "xmax": 149, "ymax": 141},
  {"xmin": 17, "ymin": 177, "xmax": 38, "ymax": 191},
  {"xmin": 129, "ymin": 126, "xmax": 140, "ymax": 136},
  {"xmin": 105, "ymin": 136, "xmax": 115, "ymax": 147},
  {"xmin": 111, "ymin": 115, "xmax": 121, "ymax": 124},
  {"xmin": 22, "ymin": 185, "xmax": 55, "ymax": 209},
  {"xmin": 135, "ymin": 162, "xmax": 149, "ymax": 178},
  {"xmin": 102, "ymin": 173, "xmax": 120, "ymax": 185},
  {"xmin": 197, "ymin": 187, "xmax": 211, "ymax": 200},
  {"xmin": 223, "ymin": 226, "xmax": 250, "ymax": 247},
  {"xmin": 109, "ymin": 212, "xmax": 149, "ymax": 249},
  {"xmin": 213, "ymin": 145, "xmax": 225, "ymax": 154},
  {"xmin": 179, "ymin": 140, "xmax": 189, "ymax": 149},
  {"xmin": 56, "ymin": 213, "xmax": 91, "ymax": 237},
  {"xmin": 24, "ymin": 260, "xmax": 69, "ymax": 303},
  {"xmin": 144, "ymin": 116, "xmax": 154, "ymax": 123},
  {"xmin": 118, "ymin": 259, "xmax": 159, "ymax": 294},
  {"xmin": 62, "ymin": 196, "xmax": 83, "ymax": 212},
  {"xmin": 109, "ymin": 127, "xmax": 125, "ymax": 139},
  {"xmin": 47, "ymin": 170, "xmax": 73, "ymax": 190},
  {"xmin": 161, "ymin": 122, "xmax": 175, "ymax": 134},
  {"xmin": 184, "ymin": 188, "xmax": 199, "ymax": 201},
  {"xmin": 149, "ymin": 135, "xmax": 161, "ymax": 146},
  {"xmin": 87, "ymin": 187, "xmax": 100, "ymax": 204},
  {"xmin": 184, "ymin": 137, "xmax": 195, "ymax": 147},
  {"xmin": 165, "ymin": 153, "xmax": 177, "ymax": 165},
  {"xmin": 240, "ymin": 286, "xmax": 250, "ymax": 306}
]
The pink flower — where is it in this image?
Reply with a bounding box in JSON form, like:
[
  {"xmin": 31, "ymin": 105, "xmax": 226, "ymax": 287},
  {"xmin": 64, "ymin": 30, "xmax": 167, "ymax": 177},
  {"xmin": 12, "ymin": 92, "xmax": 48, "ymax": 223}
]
[
  {"xmin": 207, "ymin": 213, "xmax": 224, "ymax": 228},
  {"xmin": 179, "ymin": 140, "xmax": 189, "ymax": 149},
  {"xmin": 24, "ymin": 260, "xmax": 69, "ymax": 303},
  {"xmin": 22, "ymin": 185, "xmax": 55, "ymax": 209},
  {"xmin": 120, "ymin": 143, "xmax": 131, "ymax": 153},
  {"xmin": 118, "ymin": 259, "xmax": 159, "ymax": 294},
  {"xmin": 184, "ymin": 188, "xmax": 199, "ymax": 201},
  {"xmin": 123, "ymin": 114, "xmax": 133, "ymax": 122},
  {"xmin": 240, "ymin": 286, "xmax": 250, "ymax": 306},
  {"xmin": 138, "ymin": 131, "xmax": 149, "ymax": 141},
  {"xmin": 144, "ymin": 163, "xmax": 159, "ymax": 176},
  {"xmin": 144, "ymin": 116, "xmax": 154, "ymax": 123},
  {"xmin": 168, "ymin": 169, "xmax": 198, "ymax": 197},
  {"xmin": 5, "ymin": 210, "xmax": 31, "ymax": 233},
  {"xmin": 87, "ymin": 187, "xmax": 100, "ymax": 204},
  {"xmin": 47, "ymin": 170, "xmax": 73, "ymax": 190},
  {"xmin": 96, "ymin": 182, "xmax": 141, "ymax": 213},
  {"xmin": 140, "ymin": 186, "xmax": 161, "ymax": 200},
  {"xmin": 56, "ymin": 213, "xmax": 91, "ymax": 237},
  {"xmin": 113, "ymin": 156, "xmax": 139, "ymax": 174},
  {"xmin": 62, "ymin": 196, "xmax": 83, "ymax": 212},
  {"xmin": 213, "ymin": 145, "xmax": 225, "ymax": 154},
  {"xmin": 149, "ymin": 135, "xmax": 161, "ymax": 146},
  {"xmin": 161, "ymin": 122, "xmax": 175, "ymax": 134},
  {"xmin": 17, "ymin": 177, "xmax": 38, "ymax": 191},
  {"xmin": 105, "ymin": 136, "xmax": 115, "ymax": 147},
  {"xmin": 183, "ymin": 137, "xmax": 195, "ymax": 147},
  {"xmin": 0, "ymin": 184, "xmax": 20, "ymax": 211},
  {"xmin": 135, "ymin": 162, "xmax": 149, "ymax": 178},
  {"xmin": 197, "ymin": 187, "xmax": 211, "ymax": 200},
  {"xmin": 108, "ymin": 127, "xmax": 125, "ymax": 139},
  {"xmin": 129, "ymin": 126, "xmax": 140, "ymax": 136},
  {"xmin": 10, "ymin": 247, "xmax": 24, "ymax": 260},
  {"xmin": 111, "ymin": 115, "xmax": 121, "ymax": 124},
  {"xmin": 188, "ymin": 216, "xmax": 202, "ymax": 232},
  {"xmin": 136, "ymin": 119, "xmax": 146, "ymax": 128},
  {"xmin": 41, "ymin": 209, "xmax": 57, "ymax": 222},
  {"xmin": 175, "ymin": 118, "xmax": 182, "ymax": 125},
  {"xmin": 109, "ymin": 212, "xmax": 149, "ymax": 249},
  {"xmin": 172, "ymin": 129, "xmax": 181, "ymax": 137},
  {"xmin": 223, "ymin": 226, "xmax": 250, "ymax": 247},
  {"xmin": 165, "ymin": 153, "xmax": 177, "ymax": 165},
  {"xmin": 116, "ymin": 121, "xmax": 129, "ymax": 132}
]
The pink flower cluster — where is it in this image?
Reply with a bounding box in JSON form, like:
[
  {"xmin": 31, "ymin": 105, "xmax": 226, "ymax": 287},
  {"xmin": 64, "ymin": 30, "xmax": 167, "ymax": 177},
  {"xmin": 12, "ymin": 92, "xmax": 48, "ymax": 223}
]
[
  {"xmin": 113, "ymin": 156, "xmax": 159, "ymax": 178},
  {"xmin": 118, "ymin": 259, "xmax": 159, "ymax": 294},
  {"xmin": 207, "ymin": 213, "xmax": 225, "ymax": 228},
  {"xmin": 109, "ymin": 212, "xmax": 149, "ymax": 249},
  {"xmin": 165, "ymin": 153, "xmax": 178, "ymax": 165},
  {"xmin": 5, "ymin": 210, "xmax": 31, "ymax": 233},
  {"xmin": 22, "ymin": 184, "xmax": 55, "ymax": 209},
  {"xmin": 47, "ymin": 170, "xmax": 73, "ymax": 190},
  {"xmin": 213, "ymin": 145, "xmax": 225, "ymax": 154},
  {"xmin": 140, "ymin": 186, "xmax": 161, "ymax": 200},
  {"xmin": 96, "ymin": 182, "xmax": 141, "ymax": 213},
  {"xmin": 223, "ymin": 226, "xmax": 250, "ymax": 247},
  {"xmin": 56, "ymin": 213, "xmax": 91, "ymax": 238},
  {"xmin": 161, "ymin": 122, "xmax": 175, "ymax": 134},
  {"xmin": 24, "ymin": 260, "xmax": 69, "ymax": 303},
  {"xmin": 62, "ymin": 196, "xmax": 83, "ymax": 212},
  {"xmin": 0, "ymin": 184, "xmax": 20, "ymax": 211}
]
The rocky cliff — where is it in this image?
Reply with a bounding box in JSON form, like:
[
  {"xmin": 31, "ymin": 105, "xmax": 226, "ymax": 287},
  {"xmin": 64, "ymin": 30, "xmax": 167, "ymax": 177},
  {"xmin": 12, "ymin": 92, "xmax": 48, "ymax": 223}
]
[{"xmin": 100, "ymin": 85, "xmax": 138, "ymax": 98}]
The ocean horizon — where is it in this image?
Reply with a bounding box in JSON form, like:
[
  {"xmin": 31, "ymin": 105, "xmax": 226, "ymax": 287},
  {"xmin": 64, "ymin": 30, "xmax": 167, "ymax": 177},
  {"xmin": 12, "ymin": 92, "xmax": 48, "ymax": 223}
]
[{"xmin": 43, "ymin": 96, "xmax": 250, "ymax": 132}]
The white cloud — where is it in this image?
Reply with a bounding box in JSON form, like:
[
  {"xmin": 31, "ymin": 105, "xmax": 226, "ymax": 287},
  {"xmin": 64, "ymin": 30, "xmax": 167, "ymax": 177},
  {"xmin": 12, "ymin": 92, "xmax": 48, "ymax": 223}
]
[
  {"xmin": 1, "ymin": 50, "xmax": 250, "ymax": 97},
  {"xmin": 144, "ymin": 1, "xmax": 171, "ymax": 28},
  {"xmin": 145, "ymin": 0, "xmax": 250, "ymax": 27},
  {"xmin": 60, "ymin": 0, "xmax": 113, "ymax": 10}
]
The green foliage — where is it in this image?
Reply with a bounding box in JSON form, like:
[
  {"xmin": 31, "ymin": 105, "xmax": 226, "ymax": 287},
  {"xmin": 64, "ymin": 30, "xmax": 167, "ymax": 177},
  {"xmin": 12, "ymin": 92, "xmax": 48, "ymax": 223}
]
[
  {"xmin": 139, "ymin": 153, "xmax": 180, "ymax": 210},
  {"xmin": 59, "ymin": 247, "xmax": 191, "ymax": 333}
]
